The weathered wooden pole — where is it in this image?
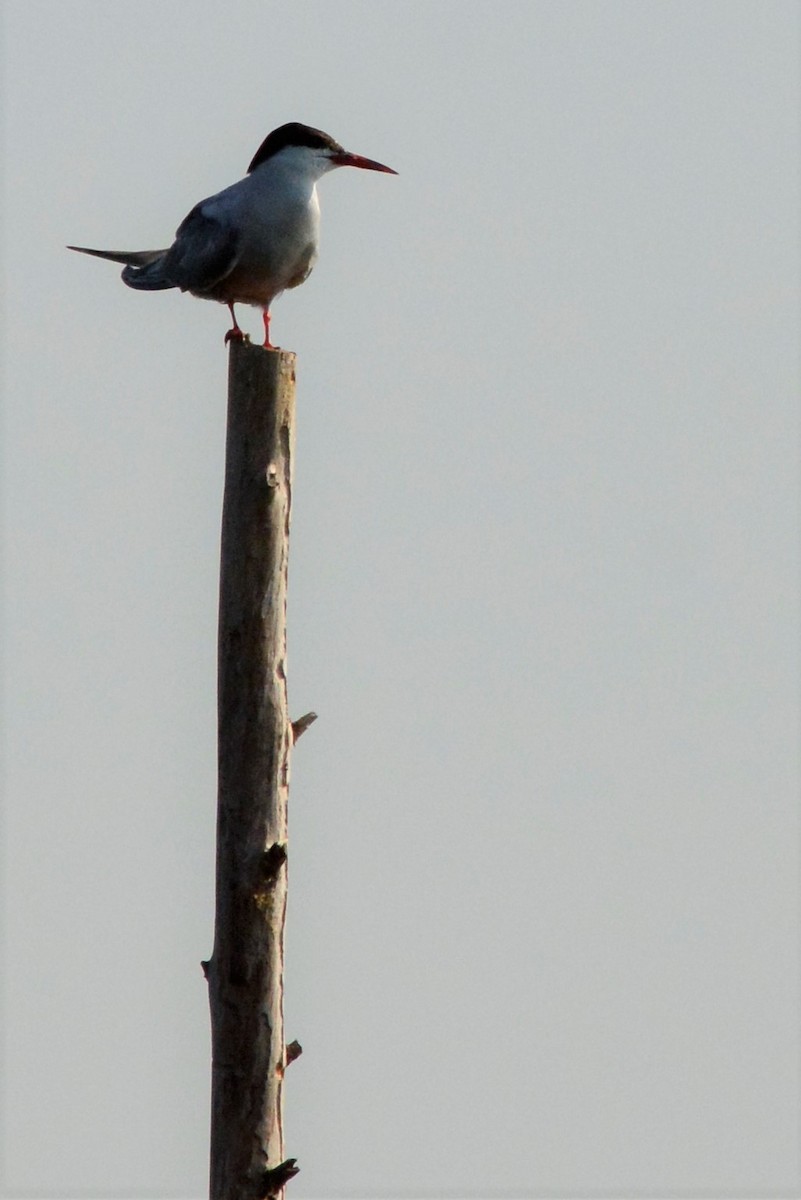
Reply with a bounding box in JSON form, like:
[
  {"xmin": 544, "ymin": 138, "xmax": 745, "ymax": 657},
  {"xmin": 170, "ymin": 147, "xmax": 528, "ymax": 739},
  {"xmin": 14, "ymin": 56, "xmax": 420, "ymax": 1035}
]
[{"xmin": 205, "ymin": 338, "xmax": 303, "ymax": 1200}]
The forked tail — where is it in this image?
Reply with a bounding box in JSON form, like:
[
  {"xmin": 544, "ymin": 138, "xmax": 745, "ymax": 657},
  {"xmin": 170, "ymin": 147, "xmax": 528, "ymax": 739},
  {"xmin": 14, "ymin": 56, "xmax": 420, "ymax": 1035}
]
[{"xmin": 67, "ymin": 245, "xmax": 175, "ymax": 291}]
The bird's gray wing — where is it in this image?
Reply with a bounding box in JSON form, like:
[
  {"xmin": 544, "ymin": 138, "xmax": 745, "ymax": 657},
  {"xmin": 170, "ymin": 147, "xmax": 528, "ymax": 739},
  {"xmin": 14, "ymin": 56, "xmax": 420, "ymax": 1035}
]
[{"xmin": 162, "ymin": 203, "xmax": 242, "ymax": 294}]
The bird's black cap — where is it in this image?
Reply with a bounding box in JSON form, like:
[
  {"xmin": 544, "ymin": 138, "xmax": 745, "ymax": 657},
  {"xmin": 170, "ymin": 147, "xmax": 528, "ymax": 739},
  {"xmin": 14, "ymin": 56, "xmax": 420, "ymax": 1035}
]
[{"xmin": 248, "ymin": 123, "xmax": 344, "ymax": 173}]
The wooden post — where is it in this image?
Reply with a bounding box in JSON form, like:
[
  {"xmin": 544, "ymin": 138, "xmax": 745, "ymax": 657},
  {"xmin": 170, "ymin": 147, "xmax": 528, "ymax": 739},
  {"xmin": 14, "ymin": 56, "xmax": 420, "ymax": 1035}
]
[{"xmin": 206, "ymin": 339, "xmax": 300, "ymax": 1200}]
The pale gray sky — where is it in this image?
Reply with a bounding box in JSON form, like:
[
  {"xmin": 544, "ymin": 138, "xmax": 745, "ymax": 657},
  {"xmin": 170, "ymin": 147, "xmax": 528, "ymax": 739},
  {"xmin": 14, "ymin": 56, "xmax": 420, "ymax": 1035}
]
[{"xmin": 2, "ymin": 2, "xmax": 799, "ymax": 1197}]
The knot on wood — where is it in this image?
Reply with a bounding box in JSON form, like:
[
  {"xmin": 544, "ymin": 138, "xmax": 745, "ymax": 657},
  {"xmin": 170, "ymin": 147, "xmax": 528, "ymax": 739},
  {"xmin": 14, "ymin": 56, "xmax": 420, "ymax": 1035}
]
[
  {"xmin": 291, "ymin": 711, "xmax": 318, "ymax": 743},
  {"xmin": 277, "ymin": 1039, "xmax": 303, "ymax": 1076},
  {"xmin": 260, "ymin": 843, "xmax": 288, "ymax": 881},
  {"xmin": 254, "ymin": 1158, "xmax": 300, "ymax": 1198}
]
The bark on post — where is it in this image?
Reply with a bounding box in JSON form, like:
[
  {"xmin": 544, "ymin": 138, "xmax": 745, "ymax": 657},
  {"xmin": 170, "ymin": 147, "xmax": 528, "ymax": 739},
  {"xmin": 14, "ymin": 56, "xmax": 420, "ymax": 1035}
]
[{"xmin": 207, "ymin": 339, "xmax": 299, "ymax": 1200}]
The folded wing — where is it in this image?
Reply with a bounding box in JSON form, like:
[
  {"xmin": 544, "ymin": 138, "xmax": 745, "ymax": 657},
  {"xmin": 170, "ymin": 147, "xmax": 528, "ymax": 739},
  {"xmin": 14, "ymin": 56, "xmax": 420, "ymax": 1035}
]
[
  {"xmin": 158, "ymin": 205, "xmax": 242, "ymax": 295},
  {"xmin": 68, "ymin": 205, "xmax": 241, "ymax": 295}
]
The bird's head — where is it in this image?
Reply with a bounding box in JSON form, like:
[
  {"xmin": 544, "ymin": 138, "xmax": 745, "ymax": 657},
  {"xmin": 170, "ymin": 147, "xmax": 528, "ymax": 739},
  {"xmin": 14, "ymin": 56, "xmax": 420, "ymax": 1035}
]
[{"xmin": 248, "ymin": 122, "xmax": 397, "ymax": 178}]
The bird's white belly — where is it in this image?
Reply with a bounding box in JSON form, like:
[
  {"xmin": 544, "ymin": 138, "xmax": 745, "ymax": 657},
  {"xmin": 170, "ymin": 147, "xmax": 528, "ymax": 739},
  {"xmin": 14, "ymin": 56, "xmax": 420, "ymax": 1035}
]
[{"xmin": 207, "ymin": 188, "xmax": 320, "ymax": 308}]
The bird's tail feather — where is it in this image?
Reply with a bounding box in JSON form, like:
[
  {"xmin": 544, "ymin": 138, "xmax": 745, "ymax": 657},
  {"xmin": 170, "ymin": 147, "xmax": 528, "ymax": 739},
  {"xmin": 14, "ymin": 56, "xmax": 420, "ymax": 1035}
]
[
  {"xmin": 67, "ymin": 245, "xmax": 166, "ymax": 266},
  {"xmin": 67, "ymin": 245, "xmax": 175, "ymax": 291}
]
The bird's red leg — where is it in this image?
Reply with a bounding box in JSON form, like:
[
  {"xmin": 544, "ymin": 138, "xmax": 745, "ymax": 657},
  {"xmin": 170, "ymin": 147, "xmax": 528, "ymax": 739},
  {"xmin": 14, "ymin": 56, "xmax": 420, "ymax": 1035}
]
[
  {"xmin": 224, "ymin": 303, "xmax": 245, "ymax": 345},
  {"xmin": 262, "ymin": 309, "xmax": 274, "ymax": 350}
]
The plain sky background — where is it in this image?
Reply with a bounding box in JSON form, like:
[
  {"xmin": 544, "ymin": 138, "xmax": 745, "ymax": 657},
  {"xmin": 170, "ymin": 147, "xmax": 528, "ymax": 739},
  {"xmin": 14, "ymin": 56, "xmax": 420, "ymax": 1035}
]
[{"xmin": 2, "ymin": 2, "xmax": 799, "ymax": 1198}]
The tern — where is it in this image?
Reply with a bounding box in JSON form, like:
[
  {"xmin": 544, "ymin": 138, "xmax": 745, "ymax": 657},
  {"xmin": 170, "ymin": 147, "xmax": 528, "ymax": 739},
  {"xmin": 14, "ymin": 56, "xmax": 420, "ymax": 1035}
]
[{"xmin": 68, "ymin": 122, "xmax": 397, "ymax": 348}]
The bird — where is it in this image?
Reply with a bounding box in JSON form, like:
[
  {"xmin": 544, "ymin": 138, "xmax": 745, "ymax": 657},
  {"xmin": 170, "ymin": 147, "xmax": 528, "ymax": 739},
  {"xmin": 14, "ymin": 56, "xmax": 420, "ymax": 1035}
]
[{"xmin": 68, "ymin": 122, "xmax": 397, "ymax": 348}]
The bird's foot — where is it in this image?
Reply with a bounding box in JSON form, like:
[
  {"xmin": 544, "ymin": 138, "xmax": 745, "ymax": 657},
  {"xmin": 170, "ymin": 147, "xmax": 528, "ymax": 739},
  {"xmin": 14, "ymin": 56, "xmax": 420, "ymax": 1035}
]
[
  {"xmin": 262, "ymin": 309, "xmax": 274, "ymax": 350},
  {"xmin": 225, "ymin": 302, "xmax": 248, "ymax": 345}
]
